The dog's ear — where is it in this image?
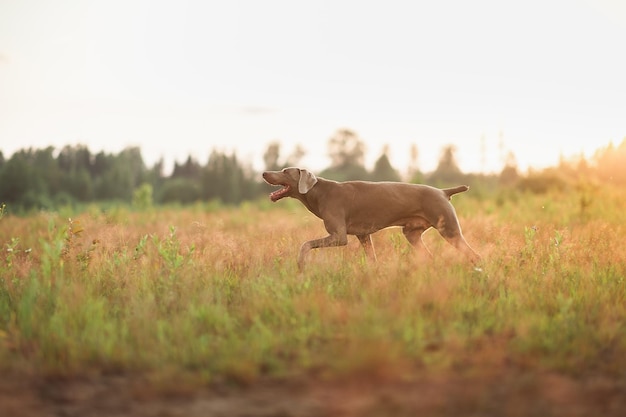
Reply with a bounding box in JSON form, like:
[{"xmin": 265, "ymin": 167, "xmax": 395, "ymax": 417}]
[{"xmin": 298, "ymin": 169, "xmax": 318, "ymax": 194}]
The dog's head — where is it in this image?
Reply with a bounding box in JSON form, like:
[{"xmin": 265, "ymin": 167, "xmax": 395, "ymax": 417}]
[{"xmin": 262, "ymin": 167, "xmax": 318, "ymax": 202}]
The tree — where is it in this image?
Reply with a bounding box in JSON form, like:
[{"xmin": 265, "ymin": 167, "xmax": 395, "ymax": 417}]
[
  {"xmin": 159, "ymin": 178, "xmax": 201, "ymax": 204},
  {"xmin": 263, "ymin": 142, "xmax": 306, "ymax": 170},
  {"xmin": 285, "ymin": 144, "xmax": 306, "ymax": 167},
  {"xmin": 201, "ymin": 149, "xmax": 259, "ymax": 204},
  {"xmin": 172, "ymin": 155, "xmax": 201, "ymax": 179},
  {"xmin": 146, "ymin": 158, "xmax": 165, "ymax": 190},
  {"xmin": 371, "ymin": 145, "xmax": 401, "ymax": 182},
  {"xmin": 263, "ymin": 142, "xmax": 281, "ymax": 171},
  {"xmin": 94, "ymin": 147, "xmax": 145, "ymax": 201},
  {"xmin": 119, "ymin": 147, "xmax": 147, "ymax": 188},
  {"xmin": 593, "ymin": 138, "xmax": 626, "ymax": 185},
  {"xmin": 499, "ymin": 151, "xmax": 519, "ymax": 185},
  {"xmin": 0, "ymin": 149, "xmax": 54, "ymax": 209},
  {"xmin": 33, "ymin": 147, "xmax": 62, "ymax": 197},
  {"xmin": 429, "ymin": 145, "xmax": 465, "ymax": 185},
  {"xmin": 202, "ymin": 149, "xmax": 221, "ymax": 201},
  {"xmin": 132, "ymin": 183, "xmax": 154, "ymax": 209},
  {"xmin": 53, "ymin": 145, "xmax": 95, "ymax": 202},
  {"xmin": 328, "ymin": 129, "xmax": 366, "ymax": 169},
  {"xmin": 407, "ymin": 143, "xmax": 424, "ymax": 182},
  {"xmin": 0, "ymin": 152, "xmax": 33, "ymax": 204},
  {"xmin": 92, "ymin": 151, "xmax": 109, "ymax": 178},
  {"xmin": 321, "ymin": 129, "xmax": 369, "ymax": 181},
  {"xmin": 58, "ymin": 144, "xmax": 92, "ymax": 173},
  {"xmin": 517, "ymin": 168, "xmax": 566, "ymax": 193}
]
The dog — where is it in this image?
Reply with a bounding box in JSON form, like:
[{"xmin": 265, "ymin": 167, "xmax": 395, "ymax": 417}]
[{"xmin": 263, "ymin": 167, "xmax": 480, "ymax": 270}]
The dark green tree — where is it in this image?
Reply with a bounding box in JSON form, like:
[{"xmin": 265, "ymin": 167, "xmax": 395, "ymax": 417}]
[
  {"xmin": 200, "ymin": 149, "xmax": 259, "ymax": 204},
  {"xmin": 92, "ymin": 151, "xmax": 109, "ymax": 178},
  {"xmin": 34, "ymin": 147, "xmax": 62, "ymax": 198},
  {"xmin": 58, "ymin": 145, "xmax": 92, "ymax": 173},
  {"xmin": 429, "ymin": 145, "xmax": 466, "ymax": 185},
  {"xmin": 0, "ymin": 149, "xmax": 52, "ymax": 209},
  {"xmin": 371, "ymin": 145, "xmax": 401, "ymax": 182},
  {"xmin": 56, "ymin": 145, "xmax": 94, "ymax": 202},
  {"xmin": 0, "ymin": 151, "xmax": 33, "ymax": 204},
  {"xmin": 159, "ymin": 178, "xmax": 201, "ymax": 204},
  {"xmin": 94, "ymin": 147, "xmax": 145, "ymax": 202},
  {"xmin": 172, "ymin": 155, "xmax": 202, "ymax": 179},
  {"xmin": 146, "ymin": 157, "xmax": 165, "ymax": 192}
]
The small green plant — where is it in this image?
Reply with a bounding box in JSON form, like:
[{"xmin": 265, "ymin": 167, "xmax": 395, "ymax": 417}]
[
  {"xmin": 133, "ymin": 234, "xmax": 149, "ymax": 260},
  {"xmin": 61, "ymin": 218, "xmax": 84, "ymax": 260},
  {"xmin": 4, "ymin": 237, "xmax": 21, "ymax": 268},
  {"xmin": 552, "ymin": 229, "xmax": 564, "ymax": 248},
  {"xmin": 388, "ymin": 232, "xmax": 411, "ymax": 256},
  {"xmin": 133, "ymin": 183, "xmax": 154, "ymax": 210},
  {"xmin": 153, "ymin": 226, "xmax": 195, "ymax": 273},
  {"xmin": 522, "ymin": 225, "xmax": 537, "ymax": 257},
  {"xmin": 76, "ymin": 238, "xmax": 99, "ymax": 270}
]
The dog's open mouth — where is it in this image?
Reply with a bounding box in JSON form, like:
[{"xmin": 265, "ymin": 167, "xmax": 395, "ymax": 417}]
[{"xmin": 269, "ymin": 184, "xmax": 291, "ymax": 202}]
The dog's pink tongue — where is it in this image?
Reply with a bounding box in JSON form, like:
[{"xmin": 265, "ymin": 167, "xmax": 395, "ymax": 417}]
[
  {"xmin": 269, "ymin": 185, "xmax": 290, "ymax": 202},
  {"xmin": 269, "ymin": 190, "xmax": 281, "ymax": 202}
]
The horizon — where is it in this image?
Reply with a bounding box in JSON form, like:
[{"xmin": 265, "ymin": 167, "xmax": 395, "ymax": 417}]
[{"xmin": 0, "ymin": 133, "xmax": 618, "ymax": 179}]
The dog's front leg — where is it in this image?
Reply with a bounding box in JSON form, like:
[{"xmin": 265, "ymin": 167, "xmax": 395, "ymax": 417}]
[{"xmin": 297, "ymin": 232, "xmax": 348, "ymax": 271}]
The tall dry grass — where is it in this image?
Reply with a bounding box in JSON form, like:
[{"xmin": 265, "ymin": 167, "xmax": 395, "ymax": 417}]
[{"xmin": 0, "ymin": 188, "xmax": 625, "ymax": 385}]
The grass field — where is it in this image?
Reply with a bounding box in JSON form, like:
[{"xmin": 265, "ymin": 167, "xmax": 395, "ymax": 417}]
[{"xmin": 1, "ymin": 187, "xmax": 625, "ymax": 416}]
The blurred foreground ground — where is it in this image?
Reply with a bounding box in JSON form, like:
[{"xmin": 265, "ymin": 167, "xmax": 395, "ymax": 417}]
[{"xmin": 2, "ymin": 370, "xmax": 625, "ymax": 417}]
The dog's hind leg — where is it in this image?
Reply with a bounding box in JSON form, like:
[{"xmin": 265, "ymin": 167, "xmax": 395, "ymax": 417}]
[{"xmin": 357, "ymin": 234, "xmax": 377, "ymax": 262}]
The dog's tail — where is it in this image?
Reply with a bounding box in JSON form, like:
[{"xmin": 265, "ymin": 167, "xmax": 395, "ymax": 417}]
[{"xmin": 443, "ymin": 185, "xmax": 469, "ymax": 200}]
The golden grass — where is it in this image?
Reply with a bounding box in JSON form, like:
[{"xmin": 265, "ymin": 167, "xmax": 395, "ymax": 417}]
[{"xmin": 0, "ymin": 189, "xmax": 625, "ymax": 386}]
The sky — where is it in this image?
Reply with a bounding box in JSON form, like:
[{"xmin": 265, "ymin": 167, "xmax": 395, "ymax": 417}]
[{"xmin": 1, "ymin": 0, "xmax": 625, "ymax": 176}]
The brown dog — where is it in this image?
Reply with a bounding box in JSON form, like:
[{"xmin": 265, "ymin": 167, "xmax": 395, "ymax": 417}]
[{"xmin": 263, "ymin": 167, "xmax": 480, "ymax": 270}]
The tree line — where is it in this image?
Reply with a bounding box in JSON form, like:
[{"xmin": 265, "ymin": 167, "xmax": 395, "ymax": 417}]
[
  {"xmin": 1, "ymin": 129, "xmax": 625, "ymax": 212},
  {"xmin": 0, "ymin": 145, "xmax": 260, "ymax": 211}
]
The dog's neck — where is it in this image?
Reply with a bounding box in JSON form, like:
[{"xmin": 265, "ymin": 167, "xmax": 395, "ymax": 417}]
[{"xmin": 293, "ymin": 177, "xmax": 330, "ymax": 219}]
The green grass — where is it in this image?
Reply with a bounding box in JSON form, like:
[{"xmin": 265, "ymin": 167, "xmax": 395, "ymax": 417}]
[{"xmin": 1, "ymin": 188, "xmax": 625, "ymax": 387}]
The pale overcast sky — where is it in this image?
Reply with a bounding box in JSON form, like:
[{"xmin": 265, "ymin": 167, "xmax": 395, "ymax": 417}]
[{"xmin": 1, "ymin": 0, "xmax": 625, "ymax": 175}]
